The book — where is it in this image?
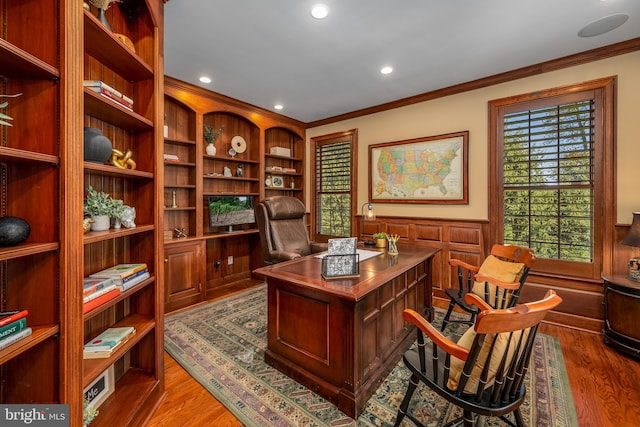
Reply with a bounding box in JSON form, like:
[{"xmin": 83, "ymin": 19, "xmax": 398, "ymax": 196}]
[
  {"xmin": 117, "ymin": 271, "xmax": 150, "ymax": 292},
  {"xmin": 84, "ymin": 326, "xmax": 136, "ymax": 359},
  {"xmin": 0, "ymin": 327, "xmax": 32, "ymax": 351},
  {"xmin": 0, "ymin": 317, "xmax": 28, "ymax": 340},
  {"xmin": 90, "ymin": 264, "xmax": 148, "ymax": 280},
  {"xmin": 83, "ymin": 284, "xmax": 118, "ymax": 303},
  {"xmin": 83, "ymin": 277, "xmax": 115, "ymax": 297},
  {"xmin": 0, "ymin": 309, "xmax": 28, "ymax": 328},
  {"xmin": 82, "ymin": 288, "xmax": 121, "ymax": 314},
  {"xmin": 83, "ymin": 80, "xmax": 134, "ymax": 110}
]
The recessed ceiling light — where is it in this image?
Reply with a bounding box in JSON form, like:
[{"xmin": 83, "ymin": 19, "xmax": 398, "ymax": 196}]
[
  {"xmin": 274, "ymin": 104, "xmax": 283, "ymax": 110},
  {"xmin": 199, "ymin": 76, "xmax": 212, "ymax": 84},
  {"xmin": 578, "ymin": 13, "xmax": 629, "ymax": 37},
  {"xmin": 380, "ymin": 66, "xmax": 393, "ymax": 75},
  {"xmin": 311, "ymin": 5, "xmax": 329, "ymax": 20}
]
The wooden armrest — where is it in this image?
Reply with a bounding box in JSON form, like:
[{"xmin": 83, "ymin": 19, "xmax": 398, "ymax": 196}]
[
  {"xmin": 474, "ymin": 273, "xmax": 522, "ymax": 291},
  {"xmin": 403, "ymin": 309, "xmax": 469, "ymax": 361},
  {"xmin": 463, "ymin": 293, "xmax": 494, "ymax": 312},
  {"xmin": 449, "ymin": 258, "xmax": 480, "ymax": 273}
]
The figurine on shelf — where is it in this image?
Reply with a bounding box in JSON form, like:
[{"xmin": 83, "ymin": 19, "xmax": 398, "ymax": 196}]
[
  {"xmin": 236, "ymin": 165, "xmax": 243, "ymax": 177},
  {"xmin": 174, "ymin": 228, "xmax": 187, "ymax": 239},
  {"xmin": 109, "ymin": 148, "xmax": 137, "ymax": 170},
  {"xmin": 223, "ymin": 166, "xmax": 232, "ymax": 177},
  {"xmin": 121, "ymin": 206, "xmax": 136, "ymax": 229}
]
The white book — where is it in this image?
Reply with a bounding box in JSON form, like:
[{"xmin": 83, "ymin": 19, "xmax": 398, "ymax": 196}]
[{"xmin": 0, "ymin": 327, "xmax": 33, "ymax": 350}]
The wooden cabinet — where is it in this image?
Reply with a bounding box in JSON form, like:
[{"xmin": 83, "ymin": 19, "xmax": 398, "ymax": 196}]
[
  {"xmin": 602, "ymin": 274, "xmax": 640, "ymax": 359},
  {"xmin": 164, "ymin": 241, "xmax": 204, "ymax": 313},
  {"xmin": 162, "ymin": 77, "xmax": 306, "ymax": 311}
]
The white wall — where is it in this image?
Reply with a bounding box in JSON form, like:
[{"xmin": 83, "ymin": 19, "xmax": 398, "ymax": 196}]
[{"xmin": 306, "ymin": 51, "xmax": 640, "ymax": 225}]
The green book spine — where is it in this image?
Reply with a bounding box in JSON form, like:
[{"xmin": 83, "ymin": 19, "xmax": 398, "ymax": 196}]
[{"xmin": 0, "ymin": 317, "xmax": 27, "ymax": 340}]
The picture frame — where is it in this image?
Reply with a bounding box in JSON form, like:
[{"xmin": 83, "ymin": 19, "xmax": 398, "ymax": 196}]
[
  {"xmin": 271, "ymin": 175, "xmax": 284, "ymax": 188},
  {"xmin": 83, "ymin": 365, "xmax": 114, "ymax": 412},
  {"xmin": 368, "ymin": 131, "xmax": 468, "ymax": 204}
]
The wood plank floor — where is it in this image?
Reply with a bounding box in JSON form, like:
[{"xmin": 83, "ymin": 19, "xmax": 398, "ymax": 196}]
[{"xmin": 146, "ymin": 299, "xmax": 640, "ymax": 426}]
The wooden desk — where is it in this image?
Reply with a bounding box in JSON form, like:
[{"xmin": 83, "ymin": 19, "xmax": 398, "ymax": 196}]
[{"xmin": 254, "ymin": 244, "xmax": 439, "ymax": 418}]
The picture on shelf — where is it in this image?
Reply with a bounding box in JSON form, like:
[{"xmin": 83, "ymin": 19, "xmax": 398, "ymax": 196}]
[
  {"xmin": 84, "ymin": 365, "xmax": 115, "ymax": 412},
  {"xmin": 272, "ymin": 176, "xmax": 284, "ymax": 188}
]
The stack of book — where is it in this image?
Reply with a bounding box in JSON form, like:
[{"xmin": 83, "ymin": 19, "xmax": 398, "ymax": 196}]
[
  {"xmin": 84, "ymin": 326, "xmax": 136, "ymax": 359},
  {"xmin": 90, "ymin": 263, "xmax": 150, "ymax": 292},
  {"xmin": 0, "ymin": 309, "xmax": 32, "ymax": 351},
  {"xmin": 83, "ymin": 80, "xmax": 134, "ymax": 111},
  {"xmin": 83, "ymin": 277, "xmax": 121, "ymax": 314},
  {"xmin": 163, "ymin": 153, "xmax": 180, "ymax": 163}
]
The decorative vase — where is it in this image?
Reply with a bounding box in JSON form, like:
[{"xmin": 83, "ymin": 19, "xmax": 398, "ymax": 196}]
[
  {"xmin": 0, "ymin": 216, "xmax": 31, "ymax": 246},
  {"xmin": 84, "ymin": 127, "xmax": 113, "ymax": 164},
  {"xmin": 90, "ymin": 215, "xmax": 110, "ymax": 231},
  {"xmin": 96, "ymin": 8, "xmax": 112, "ymax": 32},
  {"xmin": 375, "ymin": 238, "xmax": 387, "ymax": 248},
  {"xmin": 206, "ymin": 143, "xmax": 217, "ymax": 156}
]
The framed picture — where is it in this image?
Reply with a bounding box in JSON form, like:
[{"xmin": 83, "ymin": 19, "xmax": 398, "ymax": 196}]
[
  {"xmin": 368, "ymin": 131, "xmax": 468, "ymax": 204},
  {"xmin": 271, "ymin": 175, "xmax": 285, "ymax": 188},
  {"xmin": 83, "ymin": 365, "xmax": 114, "ymax": 411}
]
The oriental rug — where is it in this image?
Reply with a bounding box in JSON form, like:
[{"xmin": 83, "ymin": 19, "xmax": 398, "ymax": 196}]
[{"xmin": 164, "ymin": 284, "xmax": 578, "ymax": 427}]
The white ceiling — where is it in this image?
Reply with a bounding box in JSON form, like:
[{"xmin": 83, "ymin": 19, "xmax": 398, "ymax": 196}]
[{"xmin": 164, "ymin": 0, "xmax": 640, "ymax": 123}]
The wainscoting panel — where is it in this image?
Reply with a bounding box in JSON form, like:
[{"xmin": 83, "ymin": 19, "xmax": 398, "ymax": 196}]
[{"xmin": 358, "ymin": 216, "xmax": 636, "ymax": 333}]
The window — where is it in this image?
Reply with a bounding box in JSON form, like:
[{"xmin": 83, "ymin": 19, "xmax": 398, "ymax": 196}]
[
  {"xmin": 311, "ymin": 130, "xmax": 357, "ymax": 241},
  {"xmin": 489, "ymin": 78, "xmax": 615, "ymax": 279}
]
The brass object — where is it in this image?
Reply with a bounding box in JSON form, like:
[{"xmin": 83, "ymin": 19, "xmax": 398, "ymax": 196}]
[
  {"xmin": 174, "ymin": 228, "xmax": 187, "ymax": 239},
  {"xmin": 83, "ymin": 217, "xmax": 93, "ymax": 233},
  {"xmin": 171, "ymin": 191, "xmax": 178, "ymax": 208},
  {"xmin": 114, "ymin": 33, "xmax": 136, "ymax": 53},
  {"xmin": 109, "ymin": 148, "xmax": 137, "ymax": 170}
]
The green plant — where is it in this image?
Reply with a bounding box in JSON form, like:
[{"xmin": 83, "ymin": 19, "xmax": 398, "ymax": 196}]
[
  {"xmin": 373, "ymin": 232, "xmax": 387, "ymax": 239},
  {"xmin": 83, "ymin": 397, "xmax": 99, "ymax": 426},
  {"xmin": 109, "ymin": 198, "xmax": 126, "ymax": 219},
  {"xmin": 204, "ymin": 125, "xmax": 223, "ymax": 144},
  {"xmin": 84, "ymin": 186, "xmax": 119, "ymax": 217}
]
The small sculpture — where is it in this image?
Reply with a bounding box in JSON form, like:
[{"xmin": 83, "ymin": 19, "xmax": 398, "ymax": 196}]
[
  {"xmin": 109, "ymin": 148, "xmax": 137, "ymax": 170},
  {"xmin": 235, "ymin": 165, "xmax": 243, "ymax": 177},
  {"xmin": 223, "ymin": 166, "xmax": 232, "ymax": 177},
  {"xmin": 121, "ymin": 206, "xmax": 136, "ymax": 228},
  {"xmin": 174, "ymin": 228, "xmax": 187, "ymax": 239}
]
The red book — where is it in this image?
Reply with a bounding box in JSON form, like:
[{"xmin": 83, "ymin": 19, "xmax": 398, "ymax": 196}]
[
  {"xmin": 0, "ymin": 310, "xmax": 28, "ymax": 328},
  {"xmin": 82, "ymin": 289, "xmax": 121, "ymax": 314}
]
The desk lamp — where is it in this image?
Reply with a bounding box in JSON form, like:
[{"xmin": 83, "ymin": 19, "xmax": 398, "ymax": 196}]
[
  {"xmin": 621, "ymin": 212, "xmax": 640, "ymax": 281},
  {"xmin": 361, "ymin": 202, "xmax": 376, "ymax": 246}
]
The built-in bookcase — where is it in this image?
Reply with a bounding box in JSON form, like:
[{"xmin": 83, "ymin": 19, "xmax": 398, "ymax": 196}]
[
  {"xmin": 0, "ymin": 1, "xmax": 165, "ymax": 426},
  {"xmin": 163, "ymin": 78, "xmax": 306, "ymax": 312}
]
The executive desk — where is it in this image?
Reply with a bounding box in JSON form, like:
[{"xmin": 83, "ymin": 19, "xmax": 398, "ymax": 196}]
[{"xmin": 254, "ymin": 244, "xmax": 439, "ymax": 418}]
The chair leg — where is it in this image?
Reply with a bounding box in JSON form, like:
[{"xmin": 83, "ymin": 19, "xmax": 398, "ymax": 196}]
[
  {"xmin": 394, "ymin": 374, "xmax": 420, "ymax": 427},
  {"xmin": 441, "ymin": 301, "xmax": 456, "ymax": 332},
  {"xmin": 462, "ymin": 410, "xmax": 476, "ymax": 427},
  {"xmin": 513, "ymin": 409, "xmax": 525, "ymax": 427}
]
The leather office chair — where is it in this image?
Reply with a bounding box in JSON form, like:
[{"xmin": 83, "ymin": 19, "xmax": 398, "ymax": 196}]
[
  {"xmin": 254, "ymin": 196, "xmax": 327, "ymax": 265},
  {"xmin": 394, "ymin": 289, "xmax": 562, "ymax": 427},
  {"xmin": 441, "ymin": 244, "xmax": 535, "ymax": 332}
]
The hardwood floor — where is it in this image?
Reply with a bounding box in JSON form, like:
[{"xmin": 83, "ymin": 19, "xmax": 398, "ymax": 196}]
[{"xmin": 146, "ymin": 305, "xmax": 640, "ymax": 426}]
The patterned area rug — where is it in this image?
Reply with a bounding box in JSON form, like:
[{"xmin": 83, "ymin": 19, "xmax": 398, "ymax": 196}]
[{"xmin": 164, "ymin": 284, "xmax": 578, "ymax": 426}]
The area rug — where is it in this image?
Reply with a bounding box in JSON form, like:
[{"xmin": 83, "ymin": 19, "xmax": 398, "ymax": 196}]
[{"xmin": 164, "ymin": 285, "xmax": 578, "ymax": 426}]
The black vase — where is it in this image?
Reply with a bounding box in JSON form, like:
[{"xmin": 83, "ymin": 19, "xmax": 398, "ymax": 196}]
[
  {"xmin": 84, "ymin": 127, "xmax": 113, "ymax": 164},
  {"xmin": 0, "ymin": 216, "xmax": 31, "ymax": 246}
]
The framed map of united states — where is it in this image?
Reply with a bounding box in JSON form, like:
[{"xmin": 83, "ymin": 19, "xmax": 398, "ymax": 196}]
[{"xmin": 368, "ymin": 131, "xmax": 468, "ymax": 204}]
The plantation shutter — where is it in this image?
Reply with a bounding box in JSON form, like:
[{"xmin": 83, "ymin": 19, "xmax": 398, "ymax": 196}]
[
  {"xmin": 315, "ymin": 140, "xmax": 352, "ymax": 237},
  {"xmin": 502, "ymin": 99, "xmax": 595, "ymax": 263}
]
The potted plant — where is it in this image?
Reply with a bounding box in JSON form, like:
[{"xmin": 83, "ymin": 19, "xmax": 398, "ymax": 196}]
[
  {"xmin": 373, "ymin": 232, "xmax": 388, "ymax": 248},
  {"xmin": 84, "ymin": 186, "xmax": 116, "ymax": 231}
]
